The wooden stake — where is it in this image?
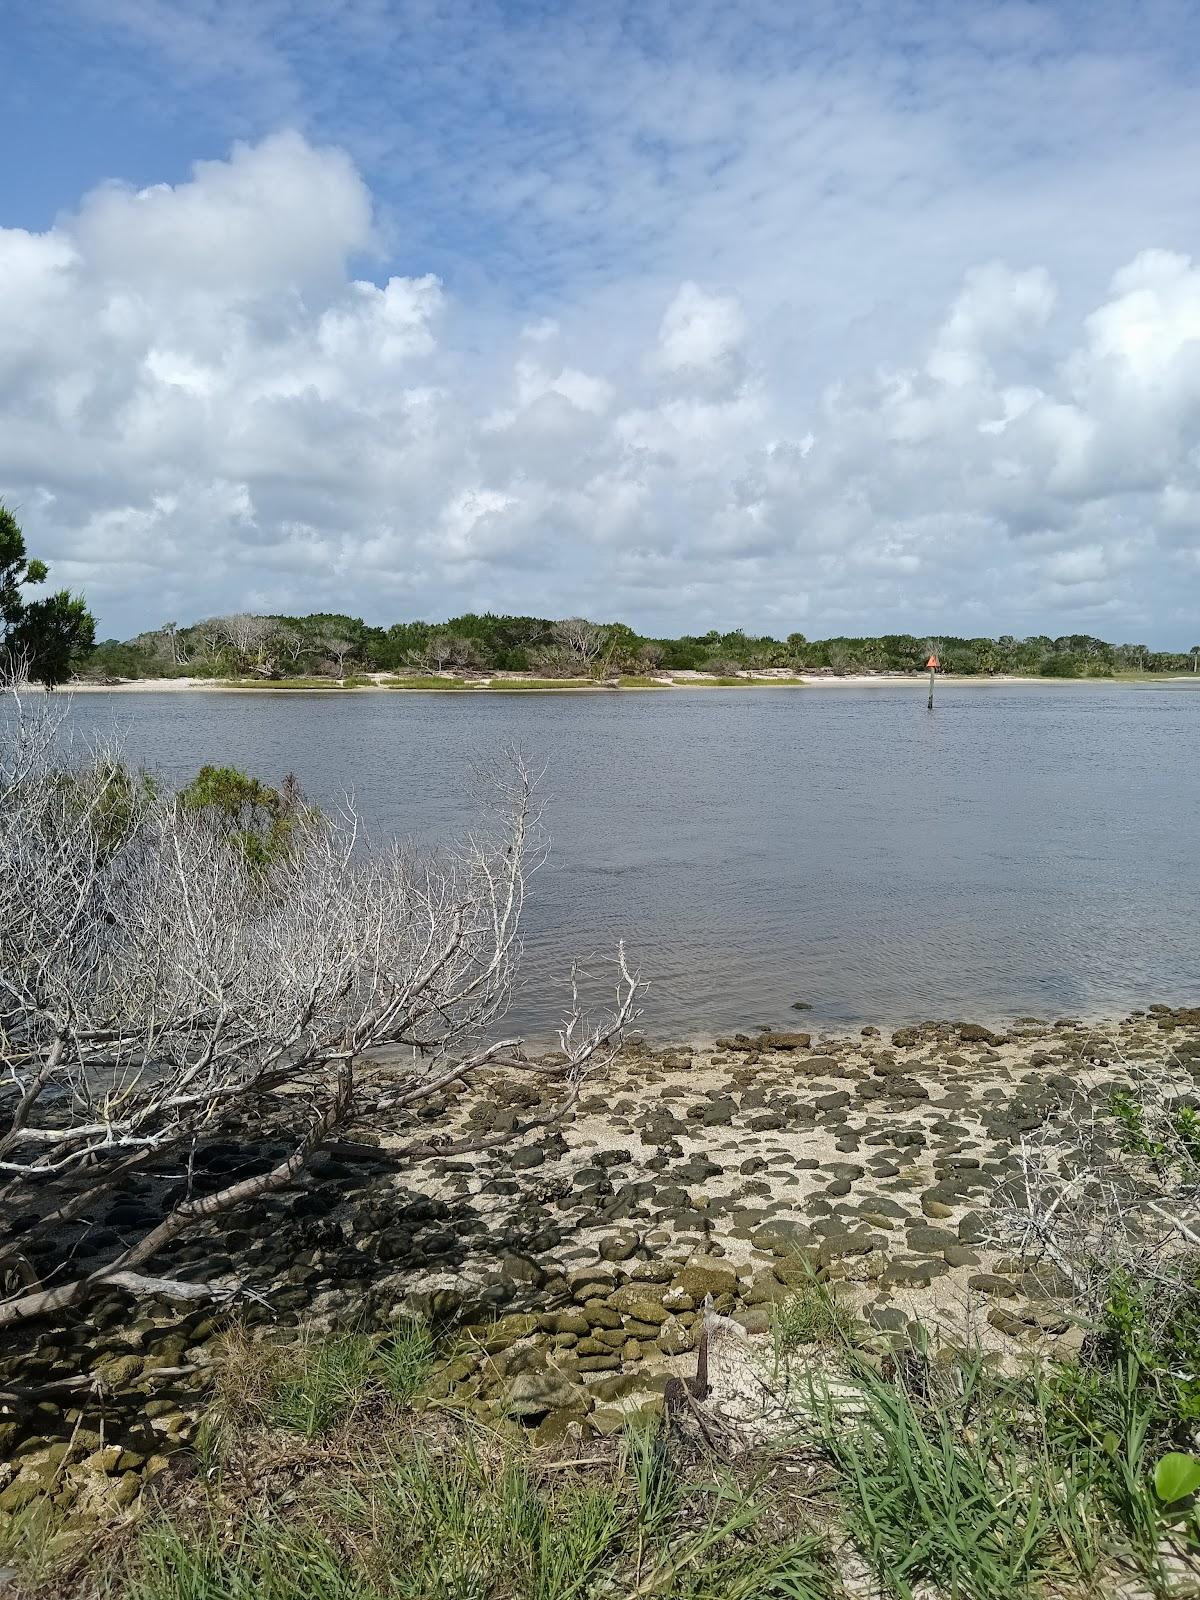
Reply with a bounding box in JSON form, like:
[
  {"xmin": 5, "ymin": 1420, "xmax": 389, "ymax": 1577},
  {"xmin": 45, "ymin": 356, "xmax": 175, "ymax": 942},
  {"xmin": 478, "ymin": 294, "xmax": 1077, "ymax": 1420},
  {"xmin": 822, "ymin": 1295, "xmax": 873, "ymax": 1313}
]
[{"xmin": 928, "ymin": 666, "xmax": 935, "ymax": 710}]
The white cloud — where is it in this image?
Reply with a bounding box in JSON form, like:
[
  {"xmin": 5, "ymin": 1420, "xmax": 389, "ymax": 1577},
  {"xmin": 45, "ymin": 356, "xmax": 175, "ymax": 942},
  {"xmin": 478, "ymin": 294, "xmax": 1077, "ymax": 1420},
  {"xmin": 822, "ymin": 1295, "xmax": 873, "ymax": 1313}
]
[
  {"xmin": 651, "ymin": 282, "xmax": 748, "ymax": 392},
  {"xmin": 2, "ymin": 131, "xmax": 1200, "ymax": 641}
]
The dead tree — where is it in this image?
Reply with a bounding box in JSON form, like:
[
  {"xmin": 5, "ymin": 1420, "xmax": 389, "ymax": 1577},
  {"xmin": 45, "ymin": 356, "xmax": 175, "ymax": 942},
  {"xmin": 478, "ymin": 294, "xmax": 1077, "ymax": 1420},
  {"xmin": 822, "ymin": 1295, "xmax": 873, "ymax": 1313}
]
[
  {"xmin": 552, "ymin": 618, "xmax": 606, "ymax": 676},
  {"xmin": 988, "ymin": 1033, "xmax": 1200, "ymax": 1327},
  {"xmin": 0, "ymin": 685, "xmax": 641, "ymax": 1327}
]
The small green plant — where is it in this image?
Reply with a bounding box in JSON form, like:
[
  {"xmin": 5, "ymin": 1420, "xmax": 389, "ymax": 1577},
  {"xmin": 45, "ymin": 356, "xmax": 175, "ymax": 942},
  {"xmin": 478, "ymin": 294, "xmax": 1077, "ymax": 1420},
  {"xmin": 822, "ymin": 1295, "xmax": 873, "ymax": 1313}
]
[
  {"xmin": 1106, "ymin": 1089, "xmax": 1200, "ymax": 1171},
  {"xmin": 1097, "ymin": 1266, "xmax": 1200, "ymax": 1427},
  {"xmin": 378, "ymin": 1320, "xmax": 436, "ymax": 1406},
  {"xmin": 266, "ymin": 1332, "xmax": 377, "ymax": 1438},
  {"xmin": 1154, "ymin": 1451, "xmax": 1200, "ymax": 1505},
  {"xmin": 771, "ymin": 1268, "xmax": 859, "ymax": 1354}
]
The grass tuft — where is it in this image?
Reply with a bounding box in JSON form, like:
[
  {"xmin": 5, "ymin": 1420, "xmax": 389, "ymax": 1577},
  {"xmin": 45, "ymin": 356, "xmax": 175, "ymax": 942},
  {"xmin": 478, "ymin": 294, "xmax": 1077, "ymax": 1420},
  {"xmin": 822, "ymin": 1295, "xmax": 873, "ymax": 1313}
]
[{"xmin": 770, "ymin": 1268, "xmax": 860, "ymax": 1355}]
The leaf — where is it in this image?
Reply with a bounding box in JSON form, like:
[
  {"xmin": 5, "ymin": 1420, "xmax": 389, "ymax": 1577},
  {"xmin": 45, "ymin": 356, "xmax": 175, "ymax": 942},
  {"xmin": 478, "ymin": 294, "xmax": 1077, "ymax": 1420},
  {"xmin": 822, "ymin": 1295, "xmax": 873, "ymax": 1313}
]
[{"xmin": 1154, "ymin": 1452, "xmax": 1200, "ymax": 1503}]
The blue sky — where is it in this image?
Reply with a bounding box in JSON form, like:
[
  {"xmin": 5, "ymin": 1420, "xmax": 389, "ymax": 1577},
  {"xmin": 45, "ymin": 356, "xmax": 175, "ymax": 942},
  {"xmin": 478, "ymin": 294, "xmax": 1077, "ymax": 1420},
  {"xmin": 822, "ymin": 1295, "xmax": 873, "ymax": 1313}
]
[{"xmin": 4, "ymin": 0, "xmax": 1200, "ymax": 641}]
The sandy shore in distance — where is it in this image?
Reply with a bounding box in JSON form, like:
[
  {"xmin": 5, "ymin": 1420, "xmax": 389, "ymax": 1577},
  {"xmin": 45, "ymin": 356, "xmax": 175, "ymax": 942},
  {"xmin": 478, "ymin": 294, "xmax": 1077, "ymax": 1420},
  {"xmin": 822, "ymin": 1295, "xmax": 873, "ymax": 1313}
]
[{"xmin": 60, "ymin": 671, "xmax": 1199, "ymax": 692}]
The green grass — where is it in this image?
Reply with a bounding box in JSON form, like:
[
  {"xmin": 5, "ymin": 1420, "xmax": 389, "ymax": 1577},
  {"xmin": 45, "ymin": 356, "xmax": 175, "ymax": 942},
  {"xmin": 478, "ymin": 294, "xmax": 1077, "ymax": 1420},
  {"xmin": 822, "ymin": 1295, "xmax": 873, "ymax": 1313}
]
[
  {"xmin": 684, "ymin": 676, "xmax": 805, "ymax": 687},
  {"xmin": 814, "ymin": 1355, "xmax": 1080, "ymax": 1599},
  {"xmin": 810, "ymin": 1346, "xmax": 1200, "ymax": 1600},
  {"xmin": 480, "ymin": 678, "xmax": 596, "ymax": 691},
  {"xmin": 225, "ymin": 677, "xmax": 357, "ymax": 690},
  {"xmin": 15, "ymin": 1319, "xmax": 1200, "ymax": 1600},
  {"xmin": 382, "ymin": 674, "xmax": 473, "ymax": 689},
  {"xmin": 770, "ymin": 1272, "xmax": 861, "ymax": 1356},
  {"xmin": 103, "ymin": 1423, "xmax": 831, "ymax": 1600},
  {"xmin": 210, "ymin": 1323, "xmax": 439, "ymax": 1442}
]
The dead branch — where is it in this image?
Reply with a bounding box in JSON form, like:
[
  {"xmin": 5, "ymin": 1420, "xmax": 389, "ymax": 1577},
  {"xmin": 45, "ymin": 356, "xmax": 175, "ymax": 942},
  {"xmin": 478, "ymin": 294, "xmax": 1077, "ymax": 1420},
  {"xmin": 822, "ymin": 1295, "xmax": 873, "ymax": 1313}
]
[{"xmin": 0, "ymin": 690, "xmax": 644, "ymax": 1326}]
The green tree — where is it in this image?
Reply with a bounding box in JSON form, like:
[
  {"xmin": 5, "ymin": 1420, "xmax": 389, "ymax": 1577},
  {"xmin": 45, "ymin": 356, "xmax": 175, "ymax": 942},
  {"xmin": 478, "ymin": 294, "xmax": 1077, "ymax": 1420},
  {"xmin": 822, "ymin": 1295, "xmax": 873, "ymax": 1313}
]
[
  {"xmin": 0, "ymin": 504, "xmax": 95, "ymax": 686},
  {"xmin": 178, "ymin": 765, "xmax": 309, "ymax": 869}
]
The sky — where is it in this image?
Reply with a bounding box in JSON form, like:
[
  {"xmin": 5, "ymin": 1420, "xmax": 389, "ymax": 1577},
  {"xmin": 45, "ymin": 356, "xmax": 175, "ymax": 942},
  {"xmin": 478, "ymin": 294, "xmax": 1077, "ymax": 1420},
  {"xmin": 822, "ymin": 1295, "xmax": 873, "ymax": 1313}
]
[{"xmin": 4, "ymin": 1, "xmax": 1200, "ymax": 644}]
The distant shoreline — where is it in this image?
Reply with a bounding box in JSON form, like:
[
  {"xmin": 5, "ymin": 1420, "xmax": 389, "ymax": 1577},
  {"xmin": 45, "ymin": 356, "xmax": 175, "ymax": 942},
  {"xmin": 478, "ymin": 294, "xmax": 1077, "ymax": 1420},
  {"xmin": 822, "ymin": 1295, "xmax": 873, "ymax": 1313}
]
[{"xmin": 61, "ymin": 670, "xmax": 1200, "ymax": 693}]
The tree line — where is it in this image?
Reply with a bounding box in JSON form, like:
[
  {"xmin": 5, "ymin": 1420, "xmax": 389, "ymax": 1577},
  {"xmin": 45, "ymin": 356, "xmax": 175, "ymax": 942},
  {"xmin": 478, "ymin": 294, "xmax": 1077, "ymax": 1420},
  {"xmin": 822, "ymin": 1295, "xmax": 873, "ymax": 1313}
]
[
  {"xmin": 86, "ymin": 611, "xmax": 1200, "ymax": 682},
  {"xmin": 3, "ymin": 504, "xmax": 1198, "ymax": 685}
]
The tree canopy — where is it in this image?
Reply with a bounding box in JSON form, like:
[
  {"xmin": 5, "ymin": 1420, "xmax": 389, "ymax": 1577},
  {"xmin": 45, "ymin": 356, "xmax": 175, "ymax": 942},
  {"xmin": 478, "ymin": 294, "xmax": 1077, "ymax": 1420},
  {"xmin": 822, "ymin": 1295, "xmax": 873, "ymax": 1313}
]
[
  {"xmin": 0, "ymin": 505, "xmax": 96, "ymax": 686},
  {"xmin": 80, "ymin": 608, "xmax": 1198, "ymax": 684}
]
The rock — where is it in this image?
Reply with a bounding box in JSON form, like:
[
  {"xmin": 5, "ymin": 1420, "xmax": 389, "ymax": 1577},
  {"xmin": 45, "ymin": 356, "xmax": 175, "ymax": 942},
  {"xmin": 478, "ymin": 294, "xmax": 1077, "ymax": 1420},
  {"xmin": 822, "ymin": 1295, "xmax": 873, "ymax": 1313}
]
[
  {"xmin": 505, "ymin": 1369, "xmax": 587, "ymax": 1418},
  {"xmin": 533, "ymin": 1407, "xmax": 588, "ymax": 1445},
  {"xmin": 591, "ymin": 1407, "xmax": 628, "ymax": 1436},
  {"xmin": 675, "ymin": 1262, "xmax": 738, "ymax": 1301},
  {"xmin": 540, "ymin": 1309, "xmax": 590, "ymax": 1337},
  {"xmin": 92, "ymin": 1354, "xmax": 143, "ymax": 1388},
  {"xmin": 597, "ymin": 1233, "xmax": 639, "ymax": 1263},
  {"xmin": 773, "ymin": 1252, "xmax": 823, "ymax": 1287},
  {"xmin": 906, "ymin": 1225, "xmax": 958, "ymax": 1252},
  {"xmin": 957, "ymin": 1212, "xmax": 989, "ymax": 1244},
  {"xmin": 818, "ymin": 1230, "xmax": 883, "ymax": 1265},
  {"xmin": 882, "ymin": 1258, "xmax": 948, "ymax": 1287},
  {"xmin": 485, "ymin": 1313, "xmax": 539, "ymax": 1350},
  {"xmin": 815, "ymin": 1091, "xmax": 852, "ymax": 1113},
  {"xmin": 657, "ymin": 1318, "xmax": 694, "ymax": 1355},
  {"xmin": 510, "ymin": 1146, "xmax": 545, "ymax": 1170},
  {"xmin": 698, "ymin": 1097, "xmax": 737, "ymax": 1127},
  {"xmin": 957, "ymin": 1023, "xmax": 1001, "ymax": 1045},
  {"xmin": 622, "ymin": 1319, "xmax": 663, "ymax": 1341},
  {"xmin": 741, "ymin": 1271, "xmax": 790, "ymax": 1307},
  {"xmin": 581, "ymin": 1302, "xmax": 623, "ymax": 1330},
  {"xmin": 750, "ymin": 1219, "xmax": 813, "ymax": 1252},
  {"xmin": 968, "ymin": 1274, "xmax": 1019, "ymax": 1299},
  {"xmin": 987, "ymin": 1307, "xmax": 1035, "ymax": 1340},
  {"xmin": 608, "ymin": 1288, "xmax": 668, "ymax": 1325},
  {"xmin": 731, "ymin": 1307, "xmax": 770, "ymax": 1335},
  {"xmin": 758, "ymin": 1032, "xmax": 811, "ymax": 1051}
]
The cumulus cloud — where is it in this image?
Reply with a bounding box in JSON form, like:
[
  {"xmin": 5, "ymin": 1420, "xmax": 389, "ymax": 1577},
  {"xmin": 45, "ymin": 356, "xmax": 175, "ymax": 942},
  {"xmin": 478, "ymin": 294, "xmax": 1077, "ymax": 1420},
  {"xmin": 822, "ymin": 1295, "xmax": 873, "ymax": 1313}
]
[{"xmin": 2, "ymin": 130, "xmax": 1200, "ymax": 640}]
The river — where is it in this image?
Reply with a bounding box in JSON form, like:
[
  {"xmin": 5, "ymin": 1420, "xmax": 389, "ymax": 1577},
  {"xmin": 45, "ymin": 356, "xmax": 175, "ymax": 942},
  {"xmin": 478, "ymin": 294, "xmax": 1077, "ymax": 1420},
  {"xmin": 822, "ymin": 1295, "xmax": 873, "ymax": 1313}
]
[{"xmin": 63, "ymin": 680, "xmax": 1200, "ymax": 1040}]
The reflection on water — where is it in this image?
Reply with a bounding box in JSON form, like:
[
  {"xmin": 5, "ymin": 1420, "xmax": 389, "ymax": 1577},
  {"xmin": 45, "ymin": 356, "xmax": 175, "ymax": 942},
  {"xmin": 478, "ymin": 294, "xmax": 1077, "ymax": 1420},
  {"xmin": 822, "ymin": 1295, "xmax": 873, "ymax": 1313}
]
[{"xmin": 65, "ymin": 681, "xmax": 1200, "ymax": 1040}]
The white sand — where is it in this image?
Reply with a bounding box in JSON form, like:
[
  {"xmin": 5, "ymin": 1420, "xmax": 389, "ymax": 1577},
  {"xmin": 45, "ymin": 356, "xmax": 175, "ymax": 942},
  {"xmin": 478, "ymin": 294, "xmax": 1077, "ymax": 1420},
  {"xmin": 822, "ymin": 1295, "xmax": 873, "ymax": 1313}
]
[{"xmin": 61, "ymin": 670, "xmax": 1190, "ymax": 693}]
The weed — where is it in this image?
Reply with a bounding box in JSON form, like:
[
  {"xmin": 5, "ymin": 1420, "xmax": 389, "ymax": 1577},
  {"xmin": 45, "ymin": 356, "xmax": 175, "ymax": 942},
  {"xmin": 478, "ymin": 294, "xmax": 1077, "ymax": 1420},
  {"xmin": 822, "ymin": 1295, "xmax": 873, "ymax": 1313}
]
[
  {"xmin": 770, "ymin": 1269, "xmax": 859, "ymax": 1356},
  {"xmin": 378, "ymin": 1320, "xmax": 436, "ymax": 1407}
]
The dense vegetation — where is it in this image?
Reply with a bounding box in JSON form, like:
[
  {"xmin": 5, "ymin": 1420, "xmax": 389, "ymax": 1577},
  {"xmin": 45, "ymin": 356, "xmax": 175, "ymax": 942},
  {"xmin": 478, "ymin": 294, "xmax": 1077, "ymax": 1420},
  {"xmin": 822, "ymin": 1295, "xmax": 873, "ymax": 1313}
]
[
  {"xmin": 0, "ymin": 505, "xmax": 95, "ymax": 686},
  {"xmin": 83, "ymin": 610, "xmax": 1200, "ymax": 683},
  {"xmin": 9, "ymin": 1263, "xmax": 1200, "ymax": 1599}
]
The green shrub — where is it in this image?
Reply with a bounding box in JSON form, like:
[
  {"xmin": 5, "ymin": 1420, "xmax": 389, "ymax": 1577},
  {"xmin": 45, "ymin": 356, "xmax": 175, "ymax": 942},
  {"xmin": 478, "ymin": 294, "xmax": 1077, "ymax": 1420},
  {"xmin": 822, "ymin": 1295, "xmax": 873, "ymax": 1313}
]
[{"xmin": 178, "ymin": 765, "xmax": 308, "ymax": 869}]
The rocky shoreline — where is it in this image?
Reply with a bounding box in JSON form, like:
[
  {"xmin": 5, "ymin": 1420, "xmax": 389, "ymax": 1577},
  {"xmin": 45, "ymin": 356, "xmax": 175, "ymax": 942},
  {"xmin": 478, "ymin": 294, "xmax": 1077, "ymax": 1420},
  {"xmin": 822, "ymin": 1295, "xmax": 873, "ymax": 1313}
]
[{"xmin": 4, "ymin": 1003, "xmax": 1199, "ymax": 1524}]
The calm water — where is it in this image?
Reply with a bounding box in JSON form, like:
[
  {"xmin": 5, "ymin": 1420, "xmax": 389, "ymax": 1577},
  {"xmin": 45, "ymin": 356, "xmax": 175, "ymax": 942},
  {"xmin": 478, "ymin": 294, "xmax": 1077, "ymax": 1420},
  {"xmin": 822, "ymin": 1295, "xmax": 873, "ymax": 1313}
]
[{"xmin": 64, "ymin": 682, "xmax": 1200, "ymax": 1040}]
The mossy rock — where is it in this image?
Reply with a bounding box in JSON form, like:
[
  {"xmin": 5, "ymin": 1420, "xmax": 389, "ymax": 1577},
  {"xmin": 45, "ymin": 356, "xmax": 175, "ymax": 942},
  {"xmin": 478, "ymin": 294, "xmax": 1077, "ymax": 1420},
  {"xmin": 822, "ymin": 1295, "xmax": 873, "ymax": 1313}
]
[
  {"xmin": 484, "ymin": 1313, "xmax": 540, "ymax": 1350},
  {"xmin": 608, "ymin": 1287, "xmax": 667, "ymax": 1325},
  {"xmin": 657, "ymin": 1318, "xmax": 694, "ymax": 1356},
  {"xmin": 0, "ymin": 1475, "xmax": 47, "ymax": 1513},
  {"xmin": 540, "ymin": 1309, "xmax": 590, "ymax": 1337},
  {"xmin": 675, "ymin": 1263, "xmax": 738, "ymax": 1301},
  {"xmin": 532, "ymin": 1406, "xmax": 589, "ymax": 1446},
  {"xmin": 581, "ymin": 1302, "xmax": 622, "ymax": 1330},
  {"xmin": 92, "ymin": 1354, "xmax": 143, "ymax": 1388},
  {"xmin": 505, "ymin": 1369, "xmax": 587, "ymax": 1419}
]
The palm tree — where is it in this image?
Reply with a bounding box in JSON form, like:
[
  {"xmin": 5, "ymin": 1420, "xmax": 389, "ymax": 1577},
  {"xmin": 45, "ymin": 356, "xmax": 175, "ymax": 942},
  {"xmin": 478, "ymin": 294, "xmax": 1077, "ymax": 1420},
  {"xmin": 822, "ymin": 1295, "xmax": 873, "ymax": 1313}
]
[{"xmin": 1190, "ymin": 645, "xmax": 1200, "ymax": 674}]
